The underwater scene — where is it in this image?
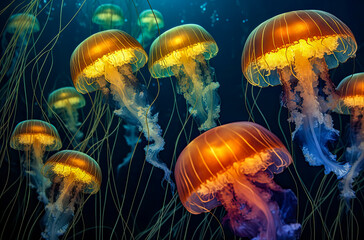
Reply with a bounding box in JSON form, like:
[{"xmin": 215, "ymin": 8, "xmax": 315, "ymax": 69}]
[{"xmin": 0, "ymin": 0, "xmax": 363, "ymax": 239}]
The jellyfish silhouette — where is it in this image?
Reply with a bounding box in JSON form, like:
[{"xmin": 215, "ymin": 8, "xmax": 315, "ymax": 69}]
[
  {"xmin": 92, "ymin": 4, "xmax": 124, "ymax": 30},
  {"xmin": 1, "ymin": 13, "xmax": 40, "ymax": 76},
  {"xmin": 175, "ymin": 122, "xmax": 301, "ymax": 239},
  {"xmin": 10, "ymin": 120, "xmax": 62, "ymax": 204},
  {"xmin": 242, "ymin": 10, "xmax": 357, "ymax": 178},
  {"xmin": 149, "ymin": 24, "xmax": 220, "ymax": 131},
  {"xmin": 335, "ymin": 73, "xmax": 364, "ymax": 199},
  {"xmin": 48, "ymin": 87, "xmax": 86, "ymax": 144},
  {"xmin": 41, "ymin": 150, "xmax": 101, "ymax": 240},
  {"xmin": 136, "ymin": 9, "xmax": 164, "ymax": 48},
  {"xmin": 70, "ymin": 30, "xmax": 173, "ymax": 189}
]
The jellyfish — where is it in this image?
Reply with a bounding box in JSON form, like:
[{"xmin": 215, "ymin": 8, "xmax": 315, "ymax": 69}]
[
  {"xmin": 1, "ymin": 13, "xmax": 40, "ymax": 76},
  {"xmin": 10, "ymin": 120, "xmax": 62, "ymax": 204},
  {"xmin": 175, "ymin": 122, "xmax": 301, "ymax": 239},
  {"xmin": 48, "ymin": 87, "xmax": 86, "ymax": 144},
  {"xmin": 335, "ymin": 73, "xmax": 364, "ymax": 199},
  {"xmin": 136, "ymin": 9, "xmax": 164, "ymax": 48},
  {"xmin": 41, "ymin": 150, "xmax": 101, "ymax": 240},
  {"xmin": 149, "ymin": 24, "xmax": 220, "ymax": 131},
  {"xmin": 70, "ymin": 30, "xmax": 173, "ymax": 189},
  {"xmin": 241, "ymin": 10, "xmax": 357, "ymax": 178},
  {"xmin": 92, "ymin": 4, "xmax": 124, "ymax": 30}
]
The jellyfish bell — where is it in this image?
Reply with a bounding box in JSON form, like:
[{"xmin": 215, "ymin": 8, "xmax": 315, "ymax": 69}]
[
  {"xmin": 10, "ymin": 120, "xmax": 62, "ymax": 203},
  {"xmin": 175, "ymin": 122, "xmax": 300, "ymax": 239},
  {"xmin": 92, "ymin": 4, "xmax": 124, "ymax": 30},
  {"xmin": 149, "ymin": 24, "xmax": 221, "ymax": 131},
  {"xmin": 335, "ymin": 73, "xmax": 364, "ymax": 199},
  {"xmin": 242, "ymin": 10, "xmax": 357, "ymax": 178},
  {"xmin": 70, "ymin": 30, "xmax": 173, "ymax": 189},
  {"xmin": 48, "ymin": 87, "xmax": 86, "ymax": 141},
  {"xmin": 41, "ymin": 150, "xmax": 101, "ymax": 240},
  {"xmin": 136, "ymin": 9, "xmax": 164, "ymax": 48}
]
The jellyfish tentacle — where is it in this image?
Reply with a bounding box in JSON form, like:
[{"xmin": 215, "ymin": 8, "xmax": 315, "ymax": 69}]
[
  {"xmin": 117, "ymin": 123, "xmax": 140, "ymax": 174},
  {"xmin": 105, "ymin": 63, "xmax": 174, "ymax": 190}
]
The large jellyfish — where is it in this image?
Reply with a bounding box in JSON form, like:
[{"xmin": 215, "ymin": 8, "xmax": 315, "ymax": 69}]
[
  {"xmin": 136, "ymin": 9, "xmax": 164, "ymax": 48},
  {"xmin": 70, "ymin": 30, "xmax": 173, "ymax": 189},
  {"xmin": 175, "ymin": 122, "xmax": 301, "ymax": 239},
  {"xmin": 1, "ymin": 13, "xmax": 40, "ymax": 76},
  {"xmin": 335, "ymin": 73, "xmax": 364, "ymax": 199},
  {"xmin": 149, "ymin": 24, "xmax": 220, "ymax": 131},
  {"xmin": 241, "ymin": 10, "xmax": 357, "ymax": 178},
  {"xmin": 41, "ymin": 150, "xmax": 101, "ymax": 240},
  {"xmin": 92, "ymin": 4, "xmax": 124, "ymax": 30},
  {"xmin": 48, "ymin": 87, "xmax": 86, "ymax": 144},
  {"xmin": 10, "ymin": 120, "xmax": 62, "ymax": 204}
]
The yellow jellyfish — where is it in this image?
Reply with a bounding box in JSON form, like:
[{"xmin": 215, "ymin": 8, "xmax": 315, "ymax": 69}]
[
  {"xmin": 10, "ymin": 120, "xmax": 62, "ymax": 203},
  {"xmin": 241, "ymin": 10, "xmax": 357, "ymax": 178},
  {"xmin": 137, "ymin": 9, "xmax": 164, "ymax": 48},
  {"xmin": 1, "ymin": 13, "xmax": 40, "ymax": 75},
  {"xmin": 149, "ymin": 24, "xmax": 220, "ymax": 131},
  {"xmin": 41, "ymin": 150, "xmax": 101, "ymax": 240},
  {"xmin": 335, "ymin": 73, "xmax": 364, "ymax": 199},
  {"xmin": 70, "ymin": 30, "xmax": 173, "ymax": 188},
  {"xmin": 48, "ymin": 87, "xmax": 86, "ymax": 142},
  {"xmin": 92, "ymin": 4, "xmax": 124, "ymax": 30}
]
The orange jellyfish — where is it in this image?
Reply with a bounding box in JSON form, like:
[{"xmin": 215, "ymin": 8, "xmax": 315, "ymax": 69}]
[
  {"xmin": 92, "ymin": 4, "xmax": 124, "ymax": 30},
  {"xmin": 149, "ymin": 24, "xmax": 220, "ymax": 131},
  {"xmin": 136, "ymin": 9, "xmax": 164, "ymax": 48},
  {"xmin": 10, "ymin": 120, "xmax": 62, "ymax": 203},
  {"xmin": 242, "ymin": 10, "xmax": 357, "ymax": 178},
  {"xmin": 41, "ymin": 150, "xmax": 101, "ymax": 240},
  {"xmin": 1, "ymin": 13, "xmax": 40, "ymax": 75},
  {"xmin": 48, "ymin": 87, "xmax": 86, "ymax": 143},
  {"xmin": 335, "ymin": 73, "xmax": 364, "ymax": 199},
  {"xmin": 175, "ymin": 122, "xmax": 301, "ymax": 239},
  {"xmin": 70, "ymin": 30, "xmax": 173, "ymax": 188}
]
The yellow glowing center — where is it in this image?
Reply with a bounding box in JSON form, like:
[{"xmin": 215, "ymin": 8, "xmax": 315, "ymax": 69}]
[
  {"xmin": 51, "ymin": 163, "xmax": 93, "ymax": 184},
  {"xmin": 256, "ymin": 35, "xmax": 340, "ymax": 71},
  {"xmin": 52, "ymin": 97, "xmax": 81, "ymax": 109},
  {"xmin": 197, "ymin": 151, "xmax": 271, "ymax": 195},
  {"xmin": 96, "ymin": 13, "xmax": 122, "ymax": 22},
  {"xmin": 156, "ymin": 42, "xmax": 213, "ymax": 69},
  {"xmin": 18, "ymin": 133, "xmax": 56, "ymax": 145},
  {"xmin": 83, "ymin": 49, "xmax": 137, "ymax": 78},
  {"xmin": 343, "ymin": 96, "xmax": 364, "ymax": 108}
]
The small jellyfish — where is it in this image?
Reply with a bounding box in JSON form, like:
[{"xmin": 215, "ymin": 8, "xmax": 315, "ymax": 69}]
[
  {"xmin": 175, "ymin": 122, "xmax": 301, "ymax": 239},
  {"xmin": 92, "ymin": 4, "xmax": 124, "ymax": 30},
  {"xmin": 41, "ymin": 150, "xmax": 101, "ymax": 240},
  {"xmin": 48, "ymin": 87, "xmax": 86, "ymax": 144},
  {"xmin": 335, "ymin": 73, "xmax": 364, "ymax": 199},
  {"xmin": 1, "ymin": 13, "xmax": 40, "ymax": 75},
  {"xmin": 241, "ymin": 10, "xmax": 357, "ymax": 178},
  {"xmin": 136, "ymin": 9, "xmax": 164, "ymax": 48},
  {"xmin": 70, "ymin": 30, "xmax": 173, "ymax": 189},
  {"xmin": 149, "ymin": 24, "xmax": 220, "ymax": 131},
  {"xmin": 10, "ymin": 120, "xmax": 62, "ymax": 203}
]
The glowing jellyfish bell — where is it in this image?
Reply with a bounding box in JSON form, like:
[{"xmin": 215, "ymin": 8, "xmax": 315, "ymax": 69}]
[
  {"xmin": 10, "ymin": 120, "xmax": 62, "ymax": 203},
  {"xmin": 41, "ymin": 150, "xmax": 101, "ymax": 240},
  {"xmin": 335, "ymin": 73, "xmax": 364, "ymax": 199},
  {"xmin": 48, "ymin": 87, "xmax": 86, "ymax": 142},
  {"xmin": 175, "ymin": 122, "xmax": 301, "ymax": 239},
  {"xmin": 92, "ymin": 4, "xmax": 124, "ymax": 30},
  {"xmin": 149, "ymin": 24, "xmax": 221, "ymax": 131},
  {"xmin": 136, "ymin": 9, "xmax": 164, "ymax": 48},
  {"xmin": 242, "ymin": 10, "xmax": 357, "ymax": 178},
  {"xmin": 70, "ymin": 30, "xmax": 173, "ymax": 189}
]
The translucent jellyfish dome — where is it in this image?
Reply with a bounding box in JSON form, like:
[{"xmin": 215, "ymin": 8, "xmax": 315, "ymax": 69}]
[
  {"xmin": 92, "ymin": 4, "xmax": 124, "ymax": 29},
  {"xmin": 48, "ymin": 87, "xmax": 85, "ymax": 113},
  {"xmin": 336, "ymin": 73, "xmax": 364, "ymax": 114},
  {"xmin": 10, "ymin": 119, "xmax": 62, "ymax": 151},
  {"xmin": 175, "ymin": 122, "xmax": 300, "ymax": 239},
  {"xmin": 6, "ymin": 13, "xmax": 40, "ymax": 34},
  {"xmin": 137, "ymin": 9, "xmax": 164, "ymax": 32}
]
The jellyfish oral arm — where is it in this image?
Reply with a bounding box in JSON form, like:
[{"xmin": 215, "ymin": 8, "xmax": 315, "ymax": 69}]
[{"xmin": 104, "ymin": 63, "xmax": 174, "ymax": 190}]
